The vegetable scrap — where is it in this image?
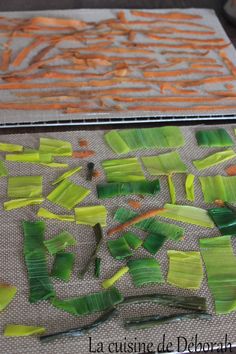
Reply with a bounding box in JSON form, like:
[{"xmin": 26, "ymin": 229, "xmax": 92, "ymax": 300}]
[
  {"xmin": 127, "ymin": 258, "xmax": 164, "ymax": 287},
  {"xmin": 102, "ymin": 157, "xmax": 145, "ymax": 182},
  {"xmin": 4, "ymin": 325, "xmax": 46, "ymax": 337},
  {"xmin": 0, "ymin": 160, "xmax": 8, "ymax": 177},
  {"xmin": 86, "ymin": 162, "xmax": 95, "ymax": 181},
  {"xmin": 0, "ymin": 142, "xmax": 23, "ymax": 152},
  {"xmin": 94, "ymin": 257, "xmax": 101, "ymax": 278},
  {"xmin": 37, "ymin": 207, "xmax": 75, "ymax": 222},
  {"xmin": 74, "ymin": 206, "xmax": 107, "ymax": 227},
  {"xmin": 44, "ymin": 231, "xmax": 77, "ymax": 255},
  {"xmin": 39, "ymin": 137, "xmax": 72, "ymax": 156},
  {"xmin": 4, "ymin": 198, "xmax": 44, "ymax": 211},
  {"xmin": 141, "ymin": 151, "xmax": 187, "ymax": 175},
  {"xmin": 225, "ymin": 165, "xmax": 236, "ymax": 176},
  {"xmin": 6, "ymin": 151, "xmax": 68, "ymax": 168},
  {"xmin": 193, "ymin": 149, "xmax": 236, "ymax": 170},
  {"xmin": 52, "ymin": 166, "xmax": 82, "ymax": 185},
  {"xmin": 7, "ymin": 176, "xmax": 43, "ymax": 198},
  {"xmin": 208, "ymin": 207, "xmax": 236, "ymax": 235},
  {"xmin": 51, "ymin": 252, "xmax": 75, "ymax": 282},
  {"xmin": 199, "ymin": 175, "xmax": 236, "ymax": 203},
  {"xmin": 72, "ymin": 150, "xmax": 95, "ymax": 158},
  {"xmin": 102, "ymin": 266, "xmax": 129, "ymax": 289},
  {"xmin": 107, "ymin": 237, "xmax": 133, "ymax": 260},
  {"xmin": 143, "ymin": 233, "xmax": 167, "ymax": 255},
  {"xmin": 127, "ymin": 200, "xmax": 142, "ymax": 209},
  {"xmin": 123, "ymin": 231, "xmax": 143, "ymax": 250},
  {"xmin": 196, "ymin": 128, "xmax": 233, "ymax": 147},
  {"xmin": 0, "ymin": 284, "xmax": 17, "ymax": 311},
  {"xmin": 185, "ymin": 174, "xmax": 195, "ymax": 202}
]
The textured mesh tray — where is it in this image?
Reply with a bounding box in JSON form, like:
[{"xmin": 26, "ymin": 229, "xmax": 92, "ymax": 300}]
[{"xmin": 1, "ymin": 124, "xmax": 236, "ymax": 354}]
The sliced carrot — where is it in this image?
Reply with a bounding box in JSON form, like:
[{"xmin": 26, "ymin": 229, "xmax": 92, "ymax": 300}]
[
  {"xmin": 214, "ymin": 199, "xmax": 225, "ymax": 207},
  {"xmin": 41, "ymin": 64, "xmax": 89, "ymax": 71},
  {"xmin": 30, "ymin": 44, "xmax": 55, "ymax": 64},
  {"xmin": 128, "ymin": 104, "xmax": 236, "ymax": 112},
  {"xmin": 160, "ymin": 50, "xmax": 209, "ymax": 56},
  {"xmin": 81, "ymin": 47, "xmax": 155, "ymax": 54},
  {"xmin": 12, "ymin": 37, "xmax": 45, "ymax": 67},
  {"xmin": 117, "ymin": 11, "xmax": 127, "ymax": 22},
  {"xmin": 159, "ymin": 83, "xmax": 198, "ymax": 95},
  {"xmin": 225, "ymin": 166, "xmax": 236, "ymax": 176},
  {"xmin": 28, "ymin": 17, "xmax": 86, "ymax": 28},
  {"xmin": 112, "ymin": 96, "xmax": 226, "ymax": 104},
  {"xmin": 92, "ymin": 170, "xmax": 101, "ymax": 178},
  {"xmin": 127, "ymin": 200, "xmax": 141, "ymax": 209},
  {"xmin": 79, "ymin": 139, "xmax": 89, "ymax": 147},
  {"xmin": 207, "ymin": 91, "xmax": 236, "ymax": 97},
  {"xmin": 180, "ymin": 75, "xmax": 235, "ymax": 87},
  {"xmin": 123, "ymin": 41, "xmax": 230, "ymax": 50},
  {"xmin": 0, "ymin": 48, "xmax": 11, "ymax": 71},
  {"xmin": 225, "ymin": 84, "xmax": 234, "ymax": 90},
  {"xmin": 190, "ymin": 63, "xmax": 224, "ymax": 69},
  {"xmin": 146, "ymin": 33, "xmax": 225, "ymax": 45},
  {"xmin": 72, "ymin": 150, "xmax": 95, "ymax": 158},
  {"xmin": 143, "ymin": 69, "xmax": 222, "ymax": 78},
  {"xmin": 219, "ymin": 50, "xmax": 236, "ymax": 75}
]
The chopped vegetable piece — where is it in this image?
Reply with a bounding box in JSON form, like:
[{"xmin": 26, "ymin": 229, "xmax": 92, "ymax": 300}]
[
  {"xmin": 4, "ymin": 325, "xmax": 46, "ymax": 337},
  {"xmin": 37, "ymin": 207, "xmax": 75, "ymax": 222},
  {"xmin": 79, "ymin": 139, "xmax": 89, "ymax": 148},
  {"xmin": 51, "ymin": 287, "xmax": 123, "ymax": 316},
  {"xmin": 142, "ymin": 151, "xmax": 187, "ymax": 175},
  {"xmin": 199, "ymin": 175, "xmax": 236, "ymax": 203},
  {"xmin": 0, "ymin": 142, "xmax": 23, "ymax": 152},
  {"xmin": 113, "ymin": 208, "xmax": 184, "ymax": 241},
  {"xmin": 75, "ymin": 206, "xmax": 107, "ymax": 227},
  {"xmin": 0, "ymin": 284, "xmax": 17, "ymax": 311},
  {"xmin": 102, "ymin": 158, "xmax": 145, "ymax": 183},
  {"xmin": 208, "ymin": 207, "xmax": 236, "ymax": 235},
  {"xmin": 94, "ymin": 257, "xmax": 101, "ymax": 278},
  {"xmin": 193, "ymin": 149, "xmax": 236, "ymax": 170},
  {"xmin": 225, "ymin": 165, "xmax": 236, "ymax": 176},
  {"xmin": 6, "ymin": 151, "xmax": 53, "ymax": 165},
  {"xmin": 143, "ymin": 233, "xmax": 166, "ymax": 255},
  {"xmin": 107, "ymin": 237, "xmax": 133, "ymax": 260},
  {"xmin": 44, "ymin": 231, "xmax": 77, "ymax": 255},
  {"xmin": 72, "ymin": 150, "xmax": 95, "ymax": 158},
  {"xmin": 200, "ymin": 236, "xmax": 236, "ymax": 314},
  {"xmin": 0, "ymin": 160, "xmax": 8, "ymax": 177},
  {"xmin": 104, "ymin": 130, "xmax": 130, "ymax": 154},
  {"xmin": 4, "ymin": 198, "xmax": 44, "ymax": 210},
  {"xmin": 86, "ymin": 162, "xmax": 95, "ymax": 181},
  {"xmin": 185, "ymin": 174, "xmax": 195, "ymax": 202},
  {"xmin": 167, "ymin": 250, "xmax": 203, "ymax": 290},
  {"xmin": 127, "ymin": 258, "xmax": 163, "ymax": 287},
  {"xmin": 51, "ymin": 252, "xmax": 75, "ymax": 282},
  {"xmin": 196, "ymin": 128, "xmax": 233, "ymax": 147},
  {"xmin": 39, "ymin": 137, "xmax": 72, "ymax": 156},
  {"xmin": 158, "ymin": 203, "xmax": 214, "ymax": 228},
  {"xmin": 52, "ymin": 166, "xmax": 82, "ymax": 185},
  {"xmin": 127, "ymin": 200, "xmax": 141, "ymax": 209},
  {"xmin": 8, "ymin": 176, "xmax": 43, "ymax": 198},
  {"xmin": 123, "ymin": 231, "xmax": 142, "ymax": 250},
  {"xmin": 168, "ymin": 174, "xmax": 176, "ymax": 204},
  {"xmin": 47, "ymin": 179, "xmax": 90, "ymax": 210},
  {"xmin": 102, "ymin": 266, "xmax": 129, "ymax": 289}
]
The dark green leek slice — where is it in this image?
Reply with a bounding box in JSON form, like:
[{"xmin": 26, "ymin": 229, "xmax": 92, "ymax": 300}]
[
  {"xmin": 196, "ymin": 128, "xmax": 233, "ymax": 147},
  {"xmin": 94, "ymin": 257, "xmax": 101, "ymax": 278},
  {"xmin": 51, "ymin": 252, "xmax": 75, "ymax": 282},
  {"xmin": 86, "ymin": 162, "xmax": 95, "ymax": 181},
  {"xmin": 208, "ymin": 207, "xmax": 236, "ymax": 235},
  {"xmin": 44, "ymin": 231, "xmax": 77, "ymax": 255},
  {"xmin": 127, "ymin": 258, "xmax": 163, "ymax": 287},
  {"xmin": 143, "ymin": 233, "xmax": 167, "ymax": 255},
  {"xmin": 123, "ymin": 232, "xmax": 143, "ymax": 250},
  {"xmin": 107, "ymin": 237, "xmax": 133, "ymax": 260}
]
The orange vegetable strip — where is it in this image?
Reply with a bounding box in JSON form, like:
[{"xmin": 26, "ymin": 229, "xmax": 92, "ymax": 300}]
[
  {"xmin": 28, "ymin": 17, "xmax": 86, "ymax": 28},
  {"xmin": 72, "ymin": 150, "xmax": 95, "ymax": 158},
  {"xmin": 81, "ymin": 47, "xmax": 155, "ymax": 54},
  {"xmin": 112, "ymin": 96, "xmax": 228, "ymax": 104},
  {"xmin": 30, "ymin": 44, "xmax": 56, "ymax": 64},
  {"xmin": 146, "ymin": 33, "xmax": 225, "ymax": 45},
  {"xmin": 123, "ymin": 42, "xmax": 230, "ymax": 50},
  {"xmin": 127, "ymin": 104, "xmax": 236, "ymax": 112},
  {"xmin": 12, "ymin": 37, "xmax": 45, "ymax": 67},
  {"xmin": 190, "ymin": 64, "xmax": 224, "ymax": 69},
  {"xmin": 168, "ymin": 57, "xmax": 217, "ymax": 64},
  {"xmin": 117, "ymin": 10, "xmax": 127, "ymax": 22},
  {"xmin": 219, "ymin": 51, "xmax": 236, "ymax": 75},
  {"xmin": 65, "ymin": 107, "xmax": 110, "ymax": 114},
  {"xmin": 41, "ymin": 64, "xmax": 88, "ymax": 71},
  {"xmin": 159, "ymin": 83, "xmax": 199, "ymax": 95},
  {"xmin": 0, "ymin": 102, "xmax": 95, "ymax": 110},
  {"xmin": 180, "ymin": 76, "xmax": 235, "ymax": 87},
  {"xmin": 225, "ymin": 166, "xmax": 236, "ymax": 176},
  {"xmin": 225, "ymin": 84, "xmax": 234, "ymax": 90},
  {"xmin": 160, "ymin": 50, "xmax": 209, "ymax": 56},
  {"xmin": 127, "ymin": 200, "xmax": 141, "ymax": 209},
  {"xmin": 130, "ymin": 10, "xmax": 202, "ymax": 20},
  {"xmin": 143, "ymin": 69, "xmax": 223, "ymax": 78},
  {"xmin": 0, "ymin": 48, "xmax": 11, "ymax": 71}
]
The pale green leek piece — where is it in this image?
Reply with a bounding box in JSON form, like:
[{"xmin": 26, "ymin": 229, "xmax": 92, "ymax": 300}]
[
  {"xmin": 193, "ymin": 149, "xmax": 236, "ymax": 171},
  {"xmin": 74, "ymin": 206, "xmax": 107, "ymax": 227},
  {"xmin": 44, "ymin": 231, "xmax": 77, "ymax": 255},
  {"xmin": 4, "ymin": 325, "xmax": 45, "ymax": 337},
  {"xmin": 185, "ymin": 174, "xmax": 195, "ymax": 202},
  {"xmin": 52, "ymin": 166, "xmax": 82, "ymax": 185},
  {"xmin": 39, "ymin": 137, "xmax": 72, "ymax": 156},
  {"xmin": 8, "ymin": 176, "xmax": 43, "ymax": 198},
  {"xmin": 141, "ymin": 151, "xmax": 187, "ymax": 176},
  {"xmin": 0, "ymin": 160, "xmax": 8, "ymax": 177},
  {"xmin": 4, "ymin": 198, "xmax": 44, "ymax": 211},
  {"xmin": 199, "ymin": 175, "xmax": 236, "ymax": 203},
  {"xmin": 37, "ymin": 207, "xmax": 75, "ymax": 222},
  {"xmin": 102, "ymin": 266, "xmax": 129, "ymax": 289},
  {"xmin": 102, "ymin": 157, "xmax": 145, "ymax": 183},
  {"xmin": 127, "ymin": 258, "xmax": 164, "ymax": 287},
  {"xmin": 0, "ymin": 142, "xmax": 23, "ymax": 152},
  {"xmin": 0, "ymin": 284, "xmax": 17, "ymax": 311},
  {"xmin": 167, "ymin": 175, "xmax": 176, "ymax": 204}
]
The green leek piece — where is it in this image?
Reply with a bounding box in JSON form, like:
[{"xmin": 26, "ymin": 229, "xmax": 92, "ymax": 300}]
[
  {"xmin": 127, "ymin": 258, "xmax": 164, "ymax": 287},
  {"xmin": 51, "ymin": 252, "xmax": 75, "ymax": 282},
  {"xmin": 97, "ymin": 179, "xmax": 160, "ymax": 199},
  {"xmin": 199, "ymin": 175, "xmax": 236, "ymax": 203},
  {"xmin": 39, "ymin": 137, "xmax": 72, "ymax": 156},
  {"xmin": 6, "ymin": 151, "xmax": 68, "ymax": 168},
  {"xmin": 114, "ymin": 208, "xmax": 184, "ymax": 241},
  {"xmin": 0, "ymin": 284, "xmax": 17, "ymax": 311},
  {"xmin": 4, "ymin": 198, "xmax": 44, "ymax": 211},
  {"xmin": 23, "ymin": 221, "xmax": 55, "ymax": 303},
  {"xmin": 37, "ymin": 207, "xmax": 75, "ymax": 222},
  {"xmin": 94, "ymin": 257, "xmax": 101, "ymax": 278},
  {"xmin": 107, "ymin": 237, "xmax": 133, "ymax": 260},
  {"xmin": 44, "ymin": 231, "xmax": 77, "ymax": 255},
  {"xmin": 193, "ymin": 149, "xmax": 236, "ymax": 171},
  {"xmin": 4, "ymin": 325, "xmax": 46, "ymax": 337},
  {"xmin": 0, "ymin": 142, "xmax": 23, "ymax": 152},
  {"xmin": 102, "ymin": 158, "xmax": 145, "ymax": 183},
  {"xmin": 185, "ymin": 174, "xmax": 195, "ymax": 202},
  {"xmin": 102, "ymin": 266, "xmax": 129, "ymax": 289},
  {"xmin": 51, "ymin": 287, "xmax": 123, "ymax": 316},
  {"xmin": 104, "ymin": 130, "xmax": 130, "ymax": 154},
  {"xmin": 158, "ymin": 203, "xmax": 214, "ymax": 228},
  {"xmin": 123, "ymin": 231, "xmax": 142, "ymax": 250},
  {"xmin": 8, "ymin": 176, "xmax": 43, "ymax": 198},
  {"xmin": 167, "ymin": 174, "xmax": 176, "ymax": 204},
  {"xmin": 196, "ymin": 128, "xmax": 233, "ymax": 147},
  {"xmin": 143, "ymin": 233, "xmax": 166, "ymax": 255},
  {"xmin": 200, "ymin": 236, "xmax": 236, "ymax": 314},
  {"xmin": 74, "ymin": 206, "xmax": 107, "ymax": 227},
  {"xmin": 208, "ymin": 207, "xmax": 236, "ymax": 235},
  {"xmin": 52, "ymin": 166, "xmax": 82, "ymax": 185},
  {"xmin": 167, "ymin": 250, "xmax": 203, "ymax": 290},
  {"xmin": 47, "ymin": 179, "xmax": 90, "ymax": 210},
  {"xmin": 0, "ymin": 160, "xmax": 7, "ymax": 177},
  {"xmin": 142, "ymin": 151, "xmax": 187, "ymax": 176}
]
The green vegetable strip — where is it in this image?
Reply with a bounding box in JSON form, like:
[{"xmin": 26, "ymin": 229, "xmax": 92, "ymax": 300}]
[
  {"xmin": 51, "ymin": 252, "xmax": 75, "ymax": 282},
  {"xmin": 142, "ymin": 151, "xmax": 187, "ymax": 175},
  {"xmin": 143, "ymin": 233, "xmax": 166, "ymax": 255},
  {"xmin": 185, "ymin": 174, "xmax": 195, "ymax": 202},
  {"xmin": 199, "ymin": 175, "xmax": 236, "ymax": 203},
  {"xmin": 94, "ymin": 257, "xmax": 101, "ymax": 278},
  {"xmin": 23, "ymin": 221, "xmax": 55, "ymax": 303},
  {"xmin": 123, "ymin": 232, "xmax": 143, "ymax": 250},
  {"xmin": 4, "ymin": 198, "xmax": 44, "ymax": 211},
  {"xmin": 107, "ymin": 237, "xmax": 133, "ymax": 260},
  {"xmin": 104, "ymin": 130, "xmax": 130, "ymax": 154},
  {"xmin": 102, "ymin": 266, "xmax": 129, "ymax": 289},
  {"xmin": 37, "ymin": 207, "xmax": 75, "ymax": 222},
  {"xmin": 8, "ymin": 176, "xmax": 43, "ymax": 198},
  {"xmin": 208, "ymin": 207, "xmax": 236, "ymax": 235},
  {"xmin": 51, "ymin": 287, "xmax": 123, "ymax": 316},
  {"xmin": 0, "ymin": 160, "xmax": 8, "ymax": 177},
  {"xmin": 200, "ymin": 236, "xmax": 236, "ymax": 314},
  {"xmin": 127, "ymin": 258, "xmax": 164, "ymax": 287},
  {"xmin": 97, "ymin": 179, "xmax": 160, "ymax": 199},
  {"xmin": 114, "ymin": 208, "xmax": 184, "ymax": 241},
  {"xmin": 44, "ymin": 231, "xmax": 77, "ymax": 255},
  {"xmin": 4, "ymin": 325, "xmax": 45, "ymax": 337},
  {"xmin": 6, "ymin": 152, "xmax": 52, "ymax": 163},
  {"xmin": 0, "ymin": 142, "xmax": 23, "ymax": 152},
  {"xmin": 52, "ymin": 166, "xmax": 82, "ymax": 185},
  {"xmin": 167, "ymin": 175, "xmax": 176, "ymax": 204},
  {"xmin": 39, "ymin": 137, "xmax": 72, "ymax": 156},
  {"xmin": 158, "ymin": 203, "xmax": 214, "ymax": 228},
  {"xmin": 102, "ymin": 158, "xmax": 145, "ymax": 182},
  {"xmin": 167, "ymin": 250, "xmax": 203, "ymax": 290},
  {"xmin": 75, "ymin": 206, "xmax": 107, "ymax": 227},
  {"xmin": 193, "ymin": 149, "xmax": 236, "ymax": 171},
  {"xmin": 47, "ymin": 179, "xmax": 90, "ymax": 210},
  {"xmin": 0, "ymin": 284, "xmax": 17, "ymax": 311},
  {"xmin": 196, "ymin": 128, "xmax": 233, "ymax": 147}
]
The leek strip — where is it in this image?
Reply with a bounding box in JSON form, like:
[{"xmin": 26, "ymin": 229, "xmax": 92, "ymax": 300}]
[
  {"xmin": 94, "ymin": 257, "xmax": 101, "ymax": 278},
  {"xmin": 44, "ymin": 231, "xmax": 77, "ymax": 255},
  {"xmin": 185, "ymin": 174, "xmax": 195, "ymax": 202},
  {"xmin": 142, "ymin": 151, "xmax": 187, "ymax": 175},
  {"xmin": 200, "ymin": 236, "xmax": 236, "ymax": 314},
  {"xmin": 196, "ymin": 128, "xmax": 233, "ymax": 147},
  {"xmin": 107, "ymin": 237, "xmax": 133, "ymax": 260},
  {"xmin": 0, "ymin": 142, "xmax": 23, "ymax": 152},
  {"xmin": 75, "ymin": 206, "xmax": 107, "ymax": 227},
  {"xmin": 168, "ymin": 174, "xmax": 176, "ymax": 204},
  {"xmin": 143, "ymin": 233, "xmax": 166, "ymax": 255},
  {"xmin": 123, "ymin": 231, "xmax": 142, "ymax": 250},
  {"xmin": 39, "ymin": 137, "xmax": 72, "ymax": 156},
  {"xmin": 97, "ymin": 179, "xmax": 160, "ymax": 199},
  {"xmin": 37, "ymin": 207, "xmax": 75, "ymax": 222},
  {"xmin": 208, "ymin": 207, "xmax": 236, "ymax": 235},
  {"xmin": 4, "ymin": 198, "xmax": 44, "ymax": 211},
  {"xmin": 52, "ymin": 166, "xmax": 82, "ymax": 185},
  {"xmin": 193, "ymin": 149, "xmax": 236, "ymax": 170},
  {"xmin": 6, "ymin": 152, "xmax": 52, "ymax": 163},
  {"xmin": 4, "ymin": 325, "xmax": 45, "ymax": 337},
  {"xmin": 167, "ymin": 250, "xmax": 203, "ymax": 290},
  {"xmin": 127, "ymin": 258, "xmax": 164, "ymax": 287},
  {"xmin": 51, "ymin": 252, "xmax": 75, "ymax": 282},
  {"xmin": 114, "ymin": 208, "xmax": 184, "ymax": 241},
  {"xmin": 8, "ymin": 176, "xmax": 43, "ymax": 198},
  {"xmin": 102, "ymin": 266, "xmax": 129, "ymax": 289},
  {"xmin": 47, "ymin": 179, "xmax": 90, "ymax": 210},
  {"xmin": 104, "ymin": 130, "xmax": 130, "ymax": 154},
  {"xmin": 51, "ymin": 287, "xmax": 123, "ymax": 316},
  {"xmin": 199, "ymin": 175, "xmax": 236, "ymax": 203},
  {"xmin": 0, "ymin": 160, "xmax": 7, "ymax": 177},
  {"xmin": 158, "ymin": 203, "xmax": 214, "ymax": 228},
  {"xmin": 102, "ymin": 157, "xmax": 145, "ymax": 182},
  {"xmin": 0, "ymin": 284, "xmax": 17, "ymax": 311}
]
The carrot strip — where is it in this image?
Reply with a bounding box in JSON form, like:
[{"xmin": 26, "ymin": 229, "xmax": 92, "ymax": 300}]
[
  {"xmin": 127, "ymin": 200, "xmax": 141, "ymax": 209},
  {"xmin": 30, "ymin": 44, "xmax": 55, "ymax": 64},
  {"xmin": 79, "ymin": 139, "xmax": 89, "ymax": 147},
  {"xmin": 225, "ymin": 166, "xmax": 236, "ymax": 176},
  {"xmin": 81, "ymin": 47, "xmax": 155, "ymax": 54},
  {"xmin": 180, "ymin": 76, "xmax": 235, "ymax": 87},
  {"xmin": 123, "ymin": 42, "xmax": 230, "ymax": 50},
  {"xmin": 0, "ymin": 48, "xmax": 11, "ymax": 71},
  {"xmin": 146, "ymin": 33, "xmax": 225, "ymax": 45},
  {"xmin": 127, "ymin": 104, "xmax": 236, "ymax": 112},
  {"xmin": 28, "ymin": 17, "xmax": 86, "ymax": 28},
  {"xmin": 219, "ymin": 51, "xmax": 236, "ymax": 75},
  {"xmin": 160, "ymin": 50, "xmax": 209, "ymax": 56},
  {"xmin": 41, "ymin": 64, "xmax": 88, "ymax": 71},
  {"xmin": 12, "ymin": 37, "xmax": 45, "ymax": 67},
  {"xmin": 225, "ymin": 84, "xmax": 234, "ymax": 90},
  {"xmin": 144, "ymin": 69, "xmax": 223, "ymax": 78},
  {"xmin": 112, "ymin": 96, "xmax": 227, "ymax": 104},
  {"xmin": 159, "ymin": 83, "xmax": 199, "ymax": 95},
  {"xmin": 92, "ymin": 170, "xmax": 101, "ymax": 178},
  {"xmin": 117, "ymin": 11, "xmax": 127, "ymax": 22},
  {"xmin": 0, "ymin": 102, "xmax": 94, "ymax": 110},
  {"xmin": 72, "ymin": 150, "xmax": 95, "ymax": 158},
  {"xmin": 190, "ymin": 64, "xmax": 224, "ymax": 69},
  {"xmin": 130, "ymin": 10, "xmax": 202, "ymax": 20}
]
